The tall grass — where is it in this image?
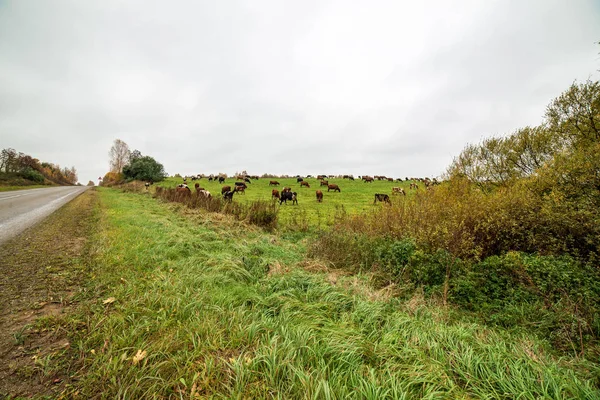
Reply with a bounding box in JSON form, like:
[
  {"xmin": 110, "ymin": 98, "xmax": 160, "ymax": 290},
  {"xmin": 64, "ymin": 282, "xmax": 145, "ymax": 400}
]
[
  {"xmin": 153, "ymin": 185, "xmax": 278, "ymax": 230},
  {"xmin": 54, "ymin": 188, "xmax": 599, "ymax": 398}
]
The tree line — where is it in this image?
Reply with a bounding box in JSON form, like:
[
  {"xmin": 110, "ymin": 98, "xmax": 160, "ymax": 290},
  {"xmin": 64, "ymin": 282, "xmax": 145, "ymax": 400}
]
[{"xmin": 0, "ymin": 148, "xmax": 78, "ymax": 185}]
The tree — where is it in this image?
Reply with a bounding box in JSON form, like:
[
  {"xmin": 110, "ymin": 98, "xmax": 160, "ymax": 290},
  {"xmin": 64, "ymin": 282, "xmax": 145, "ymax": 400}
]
[
  {"xmin": 109, "ymin": 139, "xmax": 131, "ymax": 173},
  {"xmin": 122, "ymin": 156, "xmax": 167, "ymax": 182},
  {"xmin": 87, "ymin": 180, "xmax": 95, "ymax": 186},
  {"xmin": 130, "ymin": 149, "xmax": 143, "ymax": 162}
]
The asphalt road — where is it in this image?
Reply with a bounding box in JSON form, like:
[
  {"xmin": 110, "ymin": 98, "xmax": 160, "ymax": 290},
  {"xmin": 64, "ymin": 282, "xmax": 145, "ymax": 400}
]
[{"xmin": 0, "ymin": 186, "xmax": 89, "ymax": 245}]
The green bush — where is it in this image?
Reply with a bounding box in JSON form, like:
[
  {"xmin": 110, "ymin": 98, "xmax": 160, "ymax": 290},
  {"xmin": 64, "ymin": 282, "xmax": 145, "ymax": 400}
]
[{"xmin": 19, "ymin": 167, "xmax": 45, "ymax": 183}]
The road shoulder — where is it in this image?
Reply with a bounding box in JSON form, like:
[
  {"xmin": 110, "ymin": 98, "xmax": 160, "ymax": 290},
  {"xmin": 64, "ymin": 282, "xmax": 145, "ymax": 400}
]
[{"xmin": 0, "ymin": 189, "xmax": 98, "ymax": 398}]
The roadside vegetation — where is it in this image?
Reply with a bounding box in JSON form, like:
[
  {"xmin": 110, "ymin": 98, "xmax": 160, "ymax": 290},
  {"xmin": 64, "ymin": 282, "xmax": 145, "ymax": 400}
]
[
  {"xmin": 0, "ymin": 148, "xmax": 78, "ymax": 187},
  {"xmin": 50, "ymin": 189, "xmax": 599, "ymax": 398}
]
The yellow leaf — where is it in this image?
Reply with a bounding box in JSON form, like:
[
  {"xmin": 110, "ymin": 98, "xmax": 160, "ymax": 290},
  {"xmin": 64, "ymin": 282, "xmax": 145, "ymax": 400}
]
[
  {"xmin": 103, "ymin": 297, "xmax": 116, "ymax": 305},
  {"xmin": 132, "ymin": 349, "xmax": 147, "ymax": 365}
]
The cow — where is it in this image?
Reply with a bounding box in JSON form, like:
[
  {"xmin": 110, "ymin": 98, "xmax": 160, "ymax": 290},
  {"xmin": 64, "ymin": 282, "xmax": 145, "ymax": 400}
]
[
  {"xmin": 272, "ymin": 189, "xmax": 280, "ymax": 199},
  {"xmin": 349, "ymin": 176, "xmax": 355, "ymax": 181},
  {"xmin": 235, "ymin": 182, "xmax": 247, "ymax": 189},
  {"xmin": 374, "ymin": 193, "xmax": 391, "ymax": 204},
  {"xmin": 300, "ymin": 181, "xmax": 310, "ymax": 188},
  {"xmin": 363, "ymin": 176, "xmax": 374, "ymax": 183},
  {"xmin": 194, "ymin": 182, "xmax": 200, "ymax": 190},
  {"xmin": 316, "ymin": 190, "xmax": 323, "ymax": 202},
  {"xmin": 282, "ymin": 187, "xmax": 292, "ymax": 193},
  {"xmin": 234, "ymin": 185, "xmax": 246, "ymax": 194},
  {"xmin": 387, "ymin": 177, "xmax": 394, "ymax": 182},
  {"xmin": 320, "ymin": 180, "xmax": 329, "ymax": 186},
  {"xmin": 197, "ymin": 190, "xmax": 211, "ymax": 199},
  {"xmin": 221, "ymin": 185, "xmax": 232, "ymax": 194},
  {"xmin": 327, "ymin": 184, "xmax": 341, "ymax": 192},
  {"xmin": 176, "ymin": 186, "xmax": 191, "ymax": 196},
  {"xmin": 269, "ymin": 180, "xmax": 280, "ymax": 186},
  {"xmin": 223, "ymin": 190, "xmax": 235, "ymax": 201},
  {"xmin": 317, "ymin": 175, "xmax": 327, "ymax": 180},
  {"xmin": 392, "ymin": 187, "xmax": 406, "ymax": 196},
  {"xmin": 297, "ymin": 177, "xmax": 304, "ymax": 183},
  {"xmin": 218, "ymin": 176, "xmax": 225, "ymax": 184},
  {"xmin": 280, "ymin": 191, "xmax": 298, "ymax": 205},
  {"xmin": 244, "ymin": 177, "xmax": 252, "ymax": 184},
  {"xmin": 410, "ymin": 183, "xmax": 419, "ymax": 190}
]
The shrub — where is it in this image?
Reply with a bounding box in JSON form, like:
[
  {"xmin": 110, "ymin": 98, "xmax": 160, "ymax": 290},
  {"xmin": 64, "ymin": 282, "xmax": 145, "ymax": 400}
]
[{"xmin": 19, "ymin": 167, "xmax": 45, "ymax": 183}]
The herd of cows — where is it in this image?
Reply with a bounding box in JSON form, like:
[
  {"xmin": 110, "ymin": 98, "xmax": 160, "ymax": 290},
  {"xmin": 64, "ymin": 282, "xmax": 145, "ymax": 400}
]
[{"xmin": 172, "ymin": 174, "xmax": 440, "ymax": 205}]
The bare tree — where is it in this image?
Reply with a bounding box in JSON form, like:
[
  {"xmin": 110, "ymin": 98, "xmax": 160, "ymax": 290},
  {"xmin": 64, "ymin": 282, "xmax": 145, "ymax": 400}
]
[{"xmin": 109, "ymin": 139, "xmax": 131, "ymax": 173}]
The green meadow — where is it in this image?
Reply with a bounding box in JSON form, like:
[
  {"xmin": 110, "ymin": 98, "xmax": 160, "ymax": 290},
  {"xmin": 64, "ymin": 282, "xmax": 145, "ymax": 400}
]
[
  {"xmin": 159, "ymin": 176, "xmax": 416, "ymax": 228},
  {"xmin": 37, "ymin": 188, "xmax": 599, "ymax": 399}
]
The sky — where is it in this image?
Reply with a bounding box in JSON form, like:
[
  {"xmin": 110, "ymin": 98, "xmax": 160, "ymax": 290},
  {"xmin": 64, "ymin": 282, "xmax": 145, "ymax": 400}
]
[{"xmin": 0, "ymin": 0, "xmax": 599, "ymax": 184}]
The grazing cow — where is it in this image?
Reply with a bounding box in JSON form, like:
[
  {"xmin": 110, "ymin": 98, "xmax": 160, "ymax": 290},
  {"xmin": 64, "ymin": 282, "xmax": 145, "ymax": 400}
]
[
  {"xmin": 320, "ymin": 180, "xmax": 329, "ymax": 186},
  {"xmin": 409, "ymin": 183, "xmax": 419, "ymax": 190},
  {"xmin": 221, "ymin": 185, "xmax": 232, "ymax": 194},
  {"xmin": 392, "ymin": 187, "xmax": 406, "ymax": 196},
  {"xmin": 387, "ymin": 177, "xmax": 394, "ymax": 182},
  {"xmin": 218, "ymin": 176, "xmax": 225, "ymax": 184},
  {"xmin": 197, "ymin": 190, "xmax": 211, "ymax": 199},
  {"xmin": 176, "ymin": 186, "xmax": 191, "ymax": 195},
  {"xmin": 223, "ymin": 190, "xmax": 235, "ymax": 201},
  {"xmin": 244, "ymin": 177, "xmax": 252, "ymax": 184},
  {"xmin": 343, "ymin": 175, "xmax": 349, "ymax": 179},
  {"xmin": 300, "ymin": 181, "xmax": 310, "ymax": 188},
  {"xmin": 269, "ymin": 180, "xmax": 280, "ymax": 186},
  {"xmin": 194, "ymin": 182, "xmax": 200, "ymax": 190},
  {"xmin": 272, "ymin": 189, "xmax": 280, "ymax": 199},
  {"xmin": 235, "ymin": 182, "xmax": 248, "ymax": 189},
  {"xmin": 327, "ymin": 184, "xmax": 341, "ymax": 192},
  {"xmin": 349, "ymin": 176, "xmax": 355, "ymax": 181},
  {"xmin": 297, "ymin": 177, "xmax": 304, "ymax": 183},
  {"xmin": 280, "ymin": 191, "xmax": 298, "ymax": 205},
  {"xmin": 317, "ymin": 175, "xmax": 327, "ymax": 180},
  {"xmin": 234, "ymin": 185, "xmax": 246, "ymax": 194},
  {"xmin": 363, "ymin": 176, "xmax": 374, "ymax": 183},
  {"xmin": 282, "ymin": 187, "xmax": 292, "ymax": 193},
  {"xmin": 374, "ymin": 193, "xmax": 391, "ymax": 204},
  {"xmin": 316, "ymin": 190, "xmax": 323, "ymax": 202}
]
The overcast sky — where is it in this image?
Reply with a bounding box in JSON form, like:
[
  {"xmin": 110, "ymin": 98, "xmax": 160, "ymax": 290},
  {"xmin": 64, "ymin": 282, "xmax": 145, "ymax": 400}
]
[{"xmin": 1, "ymin": 0, "xmax": 599, "ymax": 183}]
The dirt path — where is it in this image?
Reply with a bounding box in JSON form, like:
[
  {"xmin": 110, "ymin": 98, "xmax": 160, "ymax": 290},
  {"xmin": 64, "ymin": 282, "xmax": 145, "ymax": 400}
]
[{"xmin": 0, "ymin": 189, "xmax": 98, "ymax": 398}]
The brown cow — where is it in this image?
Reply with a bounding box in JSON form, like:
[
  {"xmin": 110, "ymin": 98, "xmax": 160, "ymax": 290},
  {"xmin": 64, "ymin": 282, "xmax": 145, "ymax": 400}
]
[
  {"xmin": 221, "ymin": 185, "xmax": 232, "ymax": 194},
  {"xmin": 269, "ymin": 180, "xmax": 280, "ymax": 186},
  {"xmin": 272, "ymin": 189, "xmax": 280, "ymax": 199},
  {"xmin": 300, "ymin": 181, "xmax": 310, "ymax": 188},
  {"xmin": 327, "ymin": 184, "xmax": 340, "ymax": 192},
  {"xmin": 320, "ymin": 180, "xmax": 329, "ymax": 186},
  {"xmin": 374, "ymin": 193, "xmax": 391, "ymax": 204},
  {"xmin": 392, "ymin": 187, "xmax": 406, "ymax": 196},
  {"xmin": 316, "ymin": 190, "xmax": 323, "ymax": 202},
  {"xmin": 363, "ymin": 176, "xmax": 373, "ymax": 183},
  {"xmin": 234, "ymin": 185, "xmax": 246, "ymax": 194}
]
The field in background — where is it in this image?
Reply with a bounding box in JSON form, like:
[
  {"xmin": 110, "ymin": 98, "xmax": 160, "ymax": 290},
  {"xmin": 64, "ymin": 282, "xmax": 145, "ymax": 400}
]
[{"xmin": 159, "ymin": 176, "xmax": 418, "ymax": 228}]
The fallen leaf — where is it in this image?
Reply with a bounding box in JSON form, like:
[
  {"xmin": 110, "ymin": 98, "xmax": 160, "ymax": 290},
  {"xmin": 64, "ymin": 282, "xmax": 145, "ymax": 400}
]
[
  {"xmin": 103, "ymin": 297, "xmax": 116, "ymax": 305},
  {"xmin": 132, "ymin": 349, "xmax": 147, "ymax": 365}
]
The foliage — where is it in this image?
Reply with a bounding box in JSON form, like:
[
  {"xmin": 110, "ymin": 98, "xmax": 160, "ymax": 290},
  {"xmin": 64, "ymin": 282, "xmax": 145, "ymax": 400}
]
[
  {"xmin": 101, "ymin": 171, "xmax": 124, "ymax": 186},
  {"xmin": 0, "ymin": 147, "xmax": 77, "ymax": 185},
  {"xmin": 122, "ymin": 155, "xmax": 167, "ymax": 182},
  {"xmin": 108, "ymin": 139, "xmax": 130, "ymax": 173},
  {"xmin": 52, "ymin": 189, "xmax": 599, "ymax": 398}
]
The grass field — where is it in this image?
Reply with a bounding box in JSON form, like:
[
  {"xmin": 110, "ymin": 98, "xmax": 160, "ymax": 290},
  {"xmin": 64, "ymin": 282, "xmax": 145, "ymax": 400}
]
[
  {"xmin": 39, "ymin": 188, "xmax": 599, "ymax": 398},
  {"xmin": 159, "ymin": 176, "xmax": 416, "ymax": 228}
]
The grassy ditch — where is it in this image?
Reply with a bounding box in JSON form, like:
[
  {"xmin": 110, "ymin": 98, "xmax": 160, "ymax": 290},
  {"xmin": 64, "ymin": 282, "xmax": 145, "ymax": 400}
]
[{"xmin": 50, "ymin": 188, "xmax": 600, "ymax": 398}]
